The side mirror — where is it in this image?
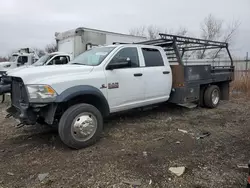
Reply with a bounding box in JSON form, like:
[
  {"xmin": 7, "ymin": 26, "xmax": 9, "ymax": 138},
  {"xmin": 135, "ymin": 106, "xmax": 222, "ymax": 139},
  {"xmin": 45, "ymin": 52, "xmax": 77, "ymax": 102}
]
[{"xmin": 107, "ymin": 57, "xmax": 131, "ymax": 70}]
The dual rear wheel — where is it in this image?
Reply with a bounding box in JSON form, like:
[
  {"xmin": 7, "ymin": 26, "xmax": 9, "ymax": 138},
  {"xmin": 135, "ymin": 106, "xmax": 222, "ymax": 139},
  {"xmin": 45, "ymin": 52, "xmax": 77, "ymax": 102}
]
[{"xmin": 203, "ymin": 85, "xmax": 221, "ymax": 108}]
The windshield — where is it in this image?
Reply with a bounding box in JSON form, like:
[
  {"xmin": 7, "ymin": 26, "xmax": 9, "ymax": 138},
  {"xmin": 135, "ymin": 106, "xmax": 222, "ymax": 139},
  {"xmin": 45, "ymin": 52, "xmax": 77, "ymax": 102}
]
[
  {"xmin": 33, "ymin": 54, "xmax": 52, "ymax": 66},
  {"xmin": 9, "ymin": 55, "xmax": 18, "ymax": 62},
  {"xmin": 69, "ymin": 47, "xmax": 115, "ymax": 66}
]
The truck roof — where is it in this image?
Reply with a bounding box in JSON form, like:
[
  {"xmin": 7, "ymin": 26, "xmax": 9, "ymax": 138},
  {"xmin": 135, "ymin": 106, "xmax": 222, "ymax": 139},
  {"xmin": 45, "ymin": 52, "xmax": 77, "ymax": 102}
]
[
  {"xmin": 12, "ymin": 52, "xmax": 34, "ymax": 56},
  {"xmin": 49, "ymin": 52, "xmax": 71, "ymax": 56},
  {"xmin": 55, "ymin": 27, "xmax": 147, "ymax": 41},
  {"xmin": 102, "ymin": 44, "xmax": 163, "ymax": 49}
]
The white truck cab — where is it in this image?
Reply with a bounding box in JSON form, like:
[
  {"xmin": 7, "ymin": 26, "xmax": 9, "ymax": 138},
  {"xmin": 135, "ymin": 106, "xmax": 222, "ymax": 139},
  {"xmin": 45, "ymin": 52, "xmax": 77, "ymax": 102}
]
[
  {"xmin": 0, "ymin": 48, "xmax": 38, "ymax": 74},
  {"xmin": 0, "ymin": 52, "xmax": 72, "ymax": 77},
  {"xmin": 33, "ymin": 52, "xmax": 72, "ymax": 66}
]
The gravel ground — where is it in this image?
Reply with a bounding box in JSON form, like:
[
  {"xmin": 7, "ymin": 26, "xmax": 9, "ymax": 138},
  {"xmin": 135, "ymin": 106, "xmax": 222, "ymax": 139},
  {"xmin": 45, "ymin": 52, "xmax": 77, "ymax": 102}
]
[{"xmin": 0, "ymin": 97, "xmax": 250, "ymax": 188}]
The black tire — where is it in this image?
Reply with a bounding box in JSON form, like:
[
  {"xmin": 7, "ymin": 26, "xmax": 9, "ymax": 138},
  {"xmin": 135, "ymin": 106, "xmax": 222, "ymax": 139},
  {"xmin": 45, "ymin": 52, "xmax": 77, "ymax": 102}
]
[
  {"xmin": 58, "ymin": 103, "xmax": 103, "ymax": 149},
  {"xmin": 199, "ymin": 86, "xmax": 206, "ymax": 107},
  {"xmin": 204, "ymin": 85, "xmax": 220, "ymax": 108}
]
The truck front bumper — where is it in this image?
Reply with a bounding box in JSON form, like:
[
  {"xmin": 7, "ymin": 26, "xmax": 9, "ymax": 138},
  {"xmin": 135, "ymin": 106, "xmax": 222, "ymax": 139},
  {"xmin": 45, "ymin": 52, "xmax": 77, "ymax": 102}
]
[
  {"xmin": 6, "ymin": 103, "xmax": 58, "ymax": 125},
  {"xmin": 0, "ymin": 71, "xmax": 6, "ymax": 77},
  {"xmin": 6, "ymin": 104, "xmax": 37, "ymax": 125}
]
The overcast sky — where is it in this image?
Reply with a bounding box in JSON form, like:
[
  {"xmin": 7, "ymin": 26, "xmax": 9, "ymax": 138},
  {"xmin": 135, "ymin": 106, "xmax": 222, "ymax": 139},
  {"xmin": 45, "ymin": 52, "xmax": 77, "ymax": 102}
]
[{"xmin": 0, "ymin": 0, "xmax": 249, "ymax": 58}]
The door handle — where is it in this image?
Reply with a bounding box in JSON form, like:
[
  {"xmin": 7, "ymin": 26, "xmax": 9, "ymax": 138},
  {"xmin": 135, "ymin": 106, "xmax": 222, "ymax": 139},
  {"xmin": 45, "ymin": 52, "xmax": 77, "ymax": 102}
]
[
  {"xmin": 134, "ymin": 73, "xmax": 143, "ymax": 77},
  {"xmin": 163, "ymin": 71, "xmax": 170, "ymax": 74}
]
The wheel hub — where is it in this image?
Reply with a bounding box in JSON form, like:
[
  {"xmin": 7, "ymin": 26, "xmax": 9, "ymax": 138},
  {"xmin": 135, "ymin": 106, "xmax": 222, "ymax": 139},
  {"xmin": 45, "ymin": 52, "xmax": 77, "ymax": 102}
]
[
  {"xmin": 212, "ymin": 89, "xmax": 219, "ymax": 105},
  {"xmin": 71, "ymin": 113, "xmax": 97, "ymax": 142}
]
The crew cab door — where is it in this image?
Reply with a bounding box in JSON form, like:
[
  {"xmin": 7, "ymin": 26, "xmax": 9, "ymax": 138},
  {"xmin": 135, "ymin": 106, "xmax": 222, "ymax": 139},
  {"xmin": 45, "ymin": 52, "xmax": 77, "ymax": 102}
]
[
  {"xmin": 104, "ymin": 47, "xmax": 145, "ymax": 112},
  {"xmin": 140, "ymin": 47, "xmax": 172, "ymax": 103}
]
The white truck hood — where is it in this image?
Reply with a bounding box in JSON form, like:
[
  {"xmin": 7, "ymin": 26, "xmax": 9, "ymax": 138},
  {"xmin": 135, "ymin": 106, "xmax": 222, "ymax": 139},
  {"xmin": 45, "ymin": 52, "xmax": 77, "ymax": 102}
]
[
  {"xmin": 0, "ymin": 61, "xmax": 11, "ymax": 66},
  {"xmin": 6, "ymin": 65, "xmax": 33, "ymax": 74},
  {"xmin": 0, "ymin": 62, "xmax": 12, "ymax": 71},
  {"xmin": 7, "ymin": 65, "xmax": 94, "ymax": 84}
]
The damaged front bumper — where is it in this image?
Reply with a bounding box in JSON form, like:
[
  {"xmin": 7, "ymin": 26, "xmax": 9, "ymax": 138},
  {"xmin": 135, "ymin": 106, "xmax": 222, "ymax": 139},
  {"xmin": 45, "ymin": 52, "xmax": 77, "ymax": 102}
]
[
  {"xmin": 6, "ymin": 103, "xmax": 58, "ymax": 125},
  {"xmin": 6, "ymin": 104, "xmax": 37, "ymax": 125},
  {"xmin": 5, "ymin": 77, "xmax": 58, "ymax": 126}
]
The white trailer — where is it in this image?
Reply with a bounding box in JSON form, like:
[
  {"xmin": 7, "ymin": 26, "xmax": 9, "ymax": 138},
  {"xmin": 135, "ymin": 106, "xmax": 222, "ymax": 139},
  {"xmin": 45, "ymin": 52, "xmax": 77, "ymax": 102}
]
[{"xmin": 55, "ymin": 27, "xmax": 147, "ymax": 58}]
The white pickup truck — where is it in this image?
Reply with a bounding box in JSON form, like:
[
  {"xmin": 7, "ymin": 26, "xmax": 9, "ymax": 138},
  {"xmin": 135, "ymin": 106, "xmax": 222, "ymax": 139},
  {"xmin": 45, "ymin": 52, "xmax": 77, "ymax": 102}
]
[
  {"xmin": 0, "ymin": 48, "xmax": 39, "ymax": 75},
  {"xmin": 0, "ymin": 34, "xmax": 234, "ymax": 149},
  {"xmin": 0, "ymin": 52, "xmax": 72, "ymax": 78}
]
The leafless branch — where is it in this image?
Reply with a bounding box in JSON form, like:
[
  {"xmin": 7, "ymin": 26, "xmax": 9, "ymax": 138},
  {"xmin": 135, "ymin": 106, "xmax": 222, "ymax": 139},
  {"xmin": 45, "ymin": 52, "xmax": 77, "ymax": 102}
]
[
  {"xmin": 45, "ymin": 43, "xmax": 57, "ymax": 53},
  {"xmin": 129, "ymin": 26, "xmax": 146, "ymax": 37},
  {"xmin": 129, "ymin": 25, "xmax": 188, "ymax": 40},
  {"xmin": 198, "ymin": 14, "xmax": 240, "ymax": 59}
]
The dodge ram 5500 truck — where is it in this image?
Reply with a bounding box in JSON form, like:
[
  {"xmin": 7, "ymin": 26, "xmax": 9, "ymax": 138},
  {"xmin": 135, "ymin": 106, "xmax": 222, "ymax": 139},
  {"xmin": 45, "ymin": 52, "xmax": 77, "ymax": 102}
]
[{"xmin": 0, "ymin": 34, "xmax": 234, "ymax": 149}]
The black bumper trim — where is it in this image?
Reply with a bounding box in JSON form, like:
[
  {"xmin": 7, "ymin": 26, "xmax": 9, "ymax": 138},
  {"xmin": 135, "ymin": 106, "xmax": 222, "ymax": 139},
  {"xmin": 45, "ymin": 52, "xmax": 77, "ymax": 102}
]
[{"xmin": 7, "ymin": 104, "xmax": 37, "ymax": 125}]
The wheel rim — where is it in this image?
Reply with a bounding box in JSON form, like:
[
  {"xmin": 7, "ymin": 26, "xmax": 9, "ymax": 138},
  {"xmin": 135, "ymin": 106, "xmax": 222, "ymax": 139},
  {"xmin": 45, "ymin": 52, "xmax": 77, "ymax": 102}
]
[
  {"xmin": 212, "ymin": 89, "xmax": 219, "ymax": 105},
  {"xmin": 71, "ymin": 112, "xmax": 98, "ymax": 142}
]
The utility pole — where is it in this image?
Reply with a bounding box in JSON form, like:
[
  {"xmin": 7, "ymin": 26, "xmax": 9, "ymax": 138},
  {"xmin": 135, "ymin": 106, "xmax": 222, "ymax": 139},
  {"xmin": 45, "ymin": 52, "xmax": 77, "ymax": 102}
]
[{"xmin": 246, "ymin": 52, "xmax": 249, "ymax": 71}]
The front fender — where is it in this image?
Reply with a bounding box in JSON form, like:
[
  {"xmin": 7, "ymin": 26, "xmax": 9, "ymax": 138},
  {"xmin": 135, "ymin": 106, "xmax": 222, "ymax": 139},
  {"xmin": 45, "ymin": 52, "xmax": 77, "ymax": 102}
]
[{"xmin": 55, "ymin": 85, "xmax": 110, "ymax": 116}]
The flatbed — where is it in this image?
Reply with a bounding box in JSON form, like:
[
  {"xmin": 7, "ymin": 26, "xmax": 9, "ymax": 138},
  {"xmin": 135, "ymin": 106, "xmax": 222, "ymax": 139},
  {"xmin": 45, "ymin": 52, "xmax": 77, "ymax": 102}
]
[{"xmin": 136, "ymin": 33, "xmax": 234, "ymax": 105}]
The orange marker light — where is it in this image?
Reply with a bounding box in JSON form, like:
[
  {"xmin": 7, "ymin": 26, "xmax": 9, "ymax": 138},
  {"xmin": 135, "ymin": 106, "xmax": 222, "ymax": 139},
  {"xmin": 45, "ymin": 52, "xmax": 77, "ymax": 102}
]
[{"xmin": 45, "ymin": 85, "xmax": 56, "ymax": 95}]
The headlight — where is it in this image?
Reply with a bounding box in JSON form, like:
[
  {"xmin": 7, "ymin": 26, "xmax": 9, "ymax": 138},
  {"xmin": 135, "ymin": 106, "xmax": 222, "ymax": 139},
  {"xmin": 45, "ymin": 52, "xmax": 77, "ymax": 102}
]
[{"xmin": 26, "ymin": 85, "xmax": 57, "ymax": 103}]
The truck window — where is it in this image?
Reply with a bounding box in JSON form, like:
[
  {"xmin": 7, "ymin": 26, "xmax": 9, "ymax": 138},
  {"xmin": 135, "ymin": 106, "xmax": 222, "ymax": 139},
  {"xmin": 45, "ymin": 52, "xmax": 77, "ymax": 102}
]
[
  {"xmin": 48, "ymin": 56, "xmax": 69, "ymax": 65},
  {"xmin": 70, "ymin": 47, "xmax": 115, "ymax": 66},
  {"xmin": 142, "ymin": 48, "xmax": 164, "ymax": 67},
  {"xmin": 58, "ymin": 56, "xmax": 68, "ymax": 64},
  {"xmin": 111, "ymin": 47, "xmax": 139, "ymax": 68},
  {"xmin": 33, "ymin": 54, "xmax": 53, "ymax": 66},
  {"xmin": 17, "ymin": 56, "xmax": 28, "ymax": 66}
]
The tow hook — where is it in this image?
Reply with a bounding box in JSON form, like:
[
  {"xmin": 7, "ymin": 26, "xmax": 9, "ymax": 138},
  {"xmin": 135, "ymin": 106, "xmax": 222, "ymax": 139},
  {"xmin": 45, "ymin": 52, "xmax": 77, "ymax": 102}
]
[
  {"xmin": 5, "ymin": 113, "xmax": 12, "ymax": 118},
  {"xmin": 16, "ymin": 123, "xmax": 25, "ymax": 129}
]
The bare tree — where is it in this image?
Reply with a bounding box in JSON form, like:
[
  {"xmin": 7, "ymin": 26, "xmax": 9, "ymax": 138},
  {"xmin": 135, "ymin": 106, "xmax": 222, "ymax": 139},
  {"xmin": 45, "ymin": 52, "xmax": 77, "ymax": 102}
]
[
  {"xmin": 33, "ymin": 48, "xmax": 46, "ymax": 57},
  {"xmin": 147, "ymin": 25, "xmax": 161, "ymax": 40},
  {"xmin": 0, "ymin": 56, "xmax": 8, "ymax": 62},
  {"xmin": 129, "ymin": 25, "xmax": 160, "ymax": 39},
  {"xmin": 45, "ymin": 43, "xmax": 57, "ymax": 53},
  {"xmin": 129, "ymin": 25, "xmax": 188, "ymax": 40},
  {"xmin": 198, "ymin": 14, "xmax": 240, "ymax": 59},
  {"xmin": 129, "ymin": 26, "xmax": 146, "ymax": 37},
  {"xmin": 176, "ymin": 27, "xmax": 188, "ymax": 36}
]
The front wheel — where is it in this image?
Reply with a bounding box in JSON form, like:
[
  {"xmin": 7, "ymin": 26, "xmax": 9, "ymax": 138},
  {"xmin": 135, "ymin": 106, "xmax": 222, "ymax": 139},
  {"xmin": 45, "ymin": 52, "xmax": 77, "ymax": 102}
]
[
  {"xmin": 204, "ymin": 85, "xmax": 221, "ymax": 108},
  {"xmin": 58, "ymin": 103, "xmax": 103, "ymax": 149}
]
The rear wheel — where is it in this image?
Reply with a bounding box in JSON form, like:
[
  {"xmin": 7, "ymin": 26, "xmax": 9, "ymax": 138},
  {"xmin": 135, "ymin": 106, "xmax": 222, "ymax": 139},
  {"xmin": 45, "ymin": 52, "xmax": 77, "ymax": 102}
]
[
  {"xmin": 204, "ymin": 85, "xmax": 220, "ymax": 108},
  {"xmin": 58, "ymin": 103, "xmax": 103, "ymax": 149}
]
